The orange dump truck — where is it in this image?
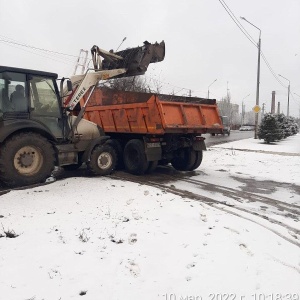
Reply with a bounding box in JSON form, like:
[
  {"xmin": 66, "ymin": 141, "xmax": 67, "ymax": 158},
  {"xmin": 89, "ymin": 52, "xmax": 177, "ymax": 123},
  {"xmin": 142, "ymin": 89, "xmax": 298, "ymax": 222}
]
[{"xmin": 80, "ymin": 88, "xmax": 223, "ymax": 174}]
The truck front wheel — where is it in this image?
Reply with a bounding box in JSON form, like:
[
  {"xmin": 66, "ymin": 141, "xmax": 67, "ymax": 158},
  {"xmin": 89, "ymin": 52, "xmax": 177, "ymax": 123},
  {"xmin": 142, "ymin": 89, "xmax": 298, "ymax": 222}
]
[
  {"xmin": 87, "ymin": 144, "xmax": 117, "ymax": 176},
  {"xmin": 123, "ymin": 139, "xmax": 149, "ymax": 175},
  {"xmin": 0, "ymin": 132, "xmax": 55, "ymax": 187}
]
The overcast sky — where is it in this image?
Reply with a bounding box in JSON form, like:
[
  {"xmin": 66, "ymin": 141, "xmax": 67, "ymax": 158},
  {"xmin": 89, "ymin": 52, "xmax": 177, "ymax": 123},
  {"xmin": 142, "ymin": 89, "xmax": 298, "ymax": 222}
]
[{"xmin": 0, "ymin": 0, "xmax": 299, "ymax": 117}]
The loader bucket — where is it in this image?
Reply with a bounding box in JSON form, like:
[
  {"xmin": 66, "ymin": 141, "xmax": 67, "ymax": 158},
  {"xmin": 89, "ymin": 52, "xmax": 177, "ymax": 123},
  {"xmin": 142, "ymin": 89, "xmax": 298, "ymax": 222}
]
[{"xmin": 102, "ymin": 40, "xmax": 165, "ymax": 77}]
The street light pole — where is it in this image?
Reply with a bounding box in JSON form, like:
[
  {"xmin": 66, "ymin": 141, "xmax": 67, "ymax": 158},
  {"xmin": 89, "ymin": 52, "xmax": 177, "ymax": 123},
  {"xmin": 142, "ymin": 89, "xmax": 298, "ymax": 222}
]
[
  {"xmin": 278, "ymin": 74, "xmax": 290, "ymax": 117},
  {"xmin": 241, "ymin": 94, "xmax": 250, "ymax": 126},
  {"xmin": 240, "ymin": 17, "xmax": 261, "ymax": 139},
  {"xmin": 208, "ymin": 79, "xmax": 217, "ymax": 99}
]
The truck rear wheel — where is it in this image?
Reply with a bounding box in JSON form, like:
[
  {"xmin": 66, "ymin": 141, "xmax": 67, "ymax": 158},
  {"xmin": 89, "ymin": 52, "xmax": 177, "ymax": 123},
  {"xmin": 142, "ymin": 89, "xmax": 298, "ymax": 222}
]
[
  {"xmin": 190, "ymin": 150, "xmax": 203, "ymax": 170},
  {"xmin": 0, "ymin": 132, "xmax": 55, "ymax": 187},
  {"xmin": 171, "ymin": 147, "xmax": 197, "ymax": 171},
  {"xmin": 123, "ymin": 139, "xmax": 149, "ymax": 175},
  {"xmin": 146, "ymin": 160, "xmax": 158, "ymax": 173},
  {"xmin": 87, "ymin": 144, "xmax": 117, "ymax": 176}
]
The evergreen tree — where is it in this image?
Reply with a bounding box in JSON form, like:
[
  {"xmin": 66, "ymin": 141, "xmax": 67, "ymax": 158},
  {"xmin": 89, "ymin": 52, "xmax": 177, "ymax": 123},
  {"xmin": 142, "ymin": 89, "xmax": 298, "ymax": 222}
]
[
  {"xmin": 276, "ymin": 114, "xmax": 291, "ymax": 138},
  {"xmin": 287, "ymin": 116, "xmax": 299, "ymax": 135},
  {"xmin": 258, "ymin": 113, "xmax": 284, "ymax": 143}
]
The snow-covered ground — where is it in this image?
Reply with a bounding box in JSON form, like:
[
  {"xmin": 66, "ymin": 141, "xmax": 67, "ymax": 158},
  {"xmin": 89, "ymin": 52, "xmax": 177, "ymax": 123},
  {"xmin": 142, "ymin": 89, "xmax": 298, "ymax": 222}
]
[{"xmin": 0, "ymin": 134, "xmax": 299, "ymax": 300}]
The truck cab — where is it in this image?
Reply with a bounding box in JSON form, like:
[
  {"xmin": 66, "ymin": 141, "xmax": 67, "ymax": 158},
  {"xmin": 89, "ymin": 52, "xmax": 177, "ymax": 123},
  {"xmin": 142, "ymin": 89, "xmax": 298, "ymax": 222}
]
[{"xmin": 220, "ymin": 116, "xmax": 230, "ymax": 136}]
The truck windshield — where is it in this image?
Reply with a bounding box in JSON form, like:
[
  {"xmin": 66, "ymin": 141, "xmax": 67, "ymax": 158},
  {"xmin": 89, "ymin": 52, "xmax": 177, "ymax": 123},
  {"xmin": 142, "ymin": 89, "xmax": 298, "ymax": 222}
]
[{"xmin": 221, "ymin": 116, "xmax": 229, "ymax": 126}]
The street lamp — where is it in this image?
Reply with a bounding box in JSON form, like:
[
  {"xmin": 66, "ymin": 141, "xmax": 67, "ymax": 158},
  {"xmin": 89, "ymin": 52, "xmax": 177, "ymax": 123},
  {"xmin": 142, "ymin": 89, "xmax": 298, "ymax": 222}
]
[
  {"xmin": 240, "ymin": 16, "xmax": 261, "ymax": 139},
  {"xmin": 278, "ymin": 74, "xmax": 290, "ymax": 117},
  {"xmin": 207, "ymin": 79, "xmax": 217, "ymax": 99}
]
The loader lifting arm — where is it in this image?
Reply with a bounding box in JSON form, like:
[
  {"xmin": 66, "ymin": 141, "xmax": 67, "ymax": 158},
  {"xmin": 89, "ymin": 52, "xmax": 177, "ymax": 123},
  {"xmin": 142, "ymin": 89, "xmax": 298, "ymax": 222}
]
[{"xmin": 65, "ymin": 40, "xmax": 165, "ymax": 111}]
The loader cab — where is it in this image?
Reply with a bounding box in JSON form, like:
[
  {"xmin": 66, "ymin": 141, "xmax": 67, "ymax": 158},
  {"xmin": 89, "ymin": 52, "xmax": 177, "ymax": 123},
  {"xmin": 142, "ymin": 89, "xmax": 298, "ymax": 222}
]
[{"xmin": 0, "ymin": 66, "xmax": 64, "ymax": 139}]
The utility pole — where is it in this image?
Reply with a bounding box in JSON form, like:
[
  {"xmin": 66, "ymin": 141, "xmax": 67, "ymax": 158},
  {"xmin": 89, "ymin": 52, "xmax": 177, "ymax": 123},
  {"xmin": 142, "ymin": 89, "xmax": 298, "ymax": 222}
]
[
  {"xmin": 241, "ymin": 94, "xmax": 250, "ymax": 126},
  {"xmin": 240, "ymin": 17, "xmax": 261, "ymax": 139},
  {"xmin": 241, "ymin": 102, "xmax": 245, "ymax": 126}
]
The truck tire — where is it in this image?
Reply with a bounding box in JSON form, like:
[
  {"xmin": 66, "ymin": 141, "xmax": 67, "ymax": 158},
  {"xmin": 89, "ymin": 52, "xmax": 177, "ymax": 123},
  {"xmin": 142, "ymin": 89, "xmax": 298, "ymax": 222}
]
[
  {"xmin": 87, "ymin": 144, "xmax": 117, "ymax": 176},
  {"xmin": 146, "ymin": 160, "xmax": 158, "ymax": 173},
  {"xmin": 106, "ymin": 139, "xmax": 124, "ymax": 169},
  {"xmin": 0, "ymin": 132, "xmax": 55, "ymax": 187},
  {"xmin": 171, "ymin": 147, "xmax": 197, "ymax": 171},
  {"xmin": 190, "ymin": 150, "xmax": 203, "ymax": 170},
  {"xmin": 123, "ymin": 139, "xmax": 149, "ymax": 175}
]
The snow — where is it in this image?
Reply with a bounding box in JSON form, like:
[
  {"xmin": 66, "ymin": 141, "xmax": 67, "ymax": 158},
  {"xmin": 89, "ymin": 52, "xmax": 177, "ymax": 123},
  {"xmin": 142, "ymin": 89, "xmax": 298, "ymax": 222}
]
[{"xmin": 0, "ymin": 134, "xmax": 300, "ymax": 300}]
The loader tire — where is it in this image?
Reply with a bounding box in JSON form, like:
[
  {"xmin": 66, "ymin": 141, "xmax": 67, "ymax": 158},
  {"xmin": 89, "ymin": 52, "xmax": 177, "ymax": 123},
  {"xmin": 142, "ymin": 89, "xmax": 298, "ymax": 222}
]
[
  {"xmin": 0, "ymin": 132, "xmax": 55, "ymax": 187},
  {"xmin": 87, "ymin": 144, "xmax": 117, "ymax": 176},
  {"xmin": 171, "ymin": 147, "xmax": 197, "ymax": 171},
  {"xmin": 123, "ymin": 139, "xmax": 149, "ymax": 175}
]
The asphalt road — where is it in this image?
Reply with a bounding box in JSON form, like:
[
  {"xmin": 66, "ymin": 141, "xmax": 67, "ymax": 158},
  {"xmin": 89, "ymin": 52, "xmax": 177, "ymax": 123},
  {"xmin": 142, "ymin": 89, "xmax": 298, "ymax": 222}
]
[{"xmin": 204, "ymin": 130, "xmax": 254, "ymax": 147}]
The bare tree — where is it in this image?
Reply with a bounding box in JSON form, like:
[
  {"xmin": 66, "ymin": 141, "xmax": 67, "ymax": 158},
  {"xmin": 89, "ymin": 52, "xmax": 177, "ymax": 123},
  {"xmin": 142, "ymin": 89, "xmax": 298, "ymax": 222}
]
[{"xmin": 101, "ymin": 75, "xmax": 151, "ymax": 93}]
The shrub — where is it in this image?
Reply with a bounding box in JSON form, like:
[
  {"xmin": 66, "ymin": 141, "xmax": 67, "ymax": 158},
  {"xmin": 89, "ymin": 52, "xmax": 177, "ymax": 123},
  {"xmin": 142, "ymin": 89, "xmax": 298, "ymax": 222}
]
[{"xmin": 258, "ymin": 113, "xmax": 284, "ymax": 143}]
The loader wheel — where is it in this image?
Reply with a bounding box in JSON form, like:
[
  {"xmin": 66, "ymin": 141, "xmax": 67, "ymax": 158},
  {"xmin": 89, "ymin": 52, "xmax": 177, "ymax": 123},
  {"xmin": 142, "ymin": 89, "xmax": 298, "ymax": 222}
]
[
  {"xmin": 87, "ymin": 144, "xmax": 116, "ymax": 176},
  {"xmin": 171, "ymin": 147, "xmax": 197, "ymax": 171},
  {"xmin": 190, "ymin": 150, "xmax": 203, "ymax": 170},
  {"xmin": 123, "ymin": 139, "xmax": 149, "ymax": 175},
  {"xmin": 0, "ymin": 132, "xmax": 55, "ymax": 187}
]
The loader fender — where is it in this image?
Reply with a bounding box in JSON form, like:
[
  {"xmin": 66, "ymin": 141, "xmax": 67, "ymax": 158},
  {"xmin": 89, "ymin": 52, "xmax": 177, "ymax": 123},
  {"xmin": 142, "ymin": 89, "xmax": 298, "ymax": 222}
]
[
  {"xmin": 81, "ymin": 136, "xmax": 110, "ymax": 163},
  {"xmin": 0, "ymin": 119, "xmax": 56, "ymax": 143}
]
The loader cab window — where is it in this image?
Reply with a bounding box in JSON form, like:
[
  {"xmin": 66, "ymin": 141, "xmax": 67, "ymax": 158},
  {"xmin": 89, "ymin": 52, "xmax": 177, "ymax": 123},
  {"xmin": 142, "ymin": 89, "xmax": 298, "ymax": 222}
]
[
  {"xmin": 29, "ymin": 76, "xmax": 60, "ymax": 117},
  {"xmin": 0, "ymin": 72, "xmax": 28, "ymax": 114}
]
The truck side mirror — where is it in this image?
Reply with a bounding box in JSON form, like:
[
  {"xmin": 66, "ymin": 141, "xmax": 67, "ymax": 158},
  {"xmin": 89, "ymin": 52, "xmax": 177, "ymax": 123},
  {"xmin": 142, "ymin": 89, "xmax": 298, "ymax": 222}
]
[{"xmin": 67, "ymin": 80, "xmax": 73, "ymax": 92}]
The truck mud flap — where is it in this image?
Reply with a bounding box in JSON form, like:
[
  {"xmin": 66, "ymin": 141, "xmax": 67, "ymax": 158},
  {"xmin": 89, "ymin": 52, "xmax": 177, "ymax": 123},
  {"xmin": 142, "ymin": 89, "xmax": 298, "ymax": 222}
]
[
  {"xmin": 193, "ymin": 139, "xmax": 206, "ymax": 151},
  {"xmin": 145, "ymin": 143, "xmax": 162, "ymax": 161}
]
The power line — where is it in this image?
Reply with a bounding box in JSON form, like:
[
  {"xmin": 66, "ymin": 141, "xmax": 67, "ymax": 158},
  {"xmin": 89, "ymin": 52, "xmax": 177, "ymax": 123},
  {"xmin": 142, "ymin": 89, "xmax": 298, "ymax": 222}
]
[
  {"xmin": 0, "ymin": 35, "xmax": 79, "ymax": 58},
  {"xmin": 0, "ymin": 39, "xmax": 76, "ymax": 66},
  {"xmin": 218, "ymin": 0, "xmax": 286, "ymax": 88},
  {"xmin": 218, "ymin": 0, "xmax": 257, "ymax": 47}
]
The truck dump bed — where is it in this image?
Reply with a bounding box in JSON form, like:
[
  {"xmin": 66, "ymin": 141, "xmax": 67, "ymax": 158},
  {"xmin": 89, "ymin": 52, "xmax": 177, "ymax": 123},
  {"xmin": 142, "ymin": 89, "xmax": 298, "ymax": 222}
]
[{"xmin": 82, "ymin": 88, "xmax": 223, "ymax": 135}]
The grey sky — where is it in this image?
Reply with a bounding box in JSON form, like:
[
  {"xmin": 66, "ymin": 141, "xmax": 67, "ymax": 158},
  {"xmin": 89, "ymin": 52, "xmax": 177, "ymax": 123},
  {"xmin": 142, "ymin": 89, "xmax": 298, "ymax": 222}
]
[{"xmin": 0, "ymin": 0, "xmax": 299, "ymax": 117}]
